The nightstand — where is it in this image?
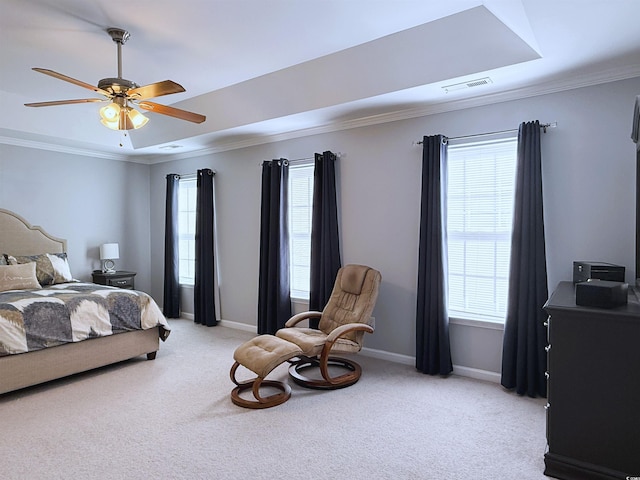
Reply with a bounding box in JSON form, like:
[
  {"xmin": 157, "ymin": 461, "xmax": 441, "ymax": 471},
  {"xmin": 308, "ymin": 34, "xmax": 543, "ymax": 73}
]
[{"xmin": 92, "ymin": 270, "xmax": 136, "ymax": 290}]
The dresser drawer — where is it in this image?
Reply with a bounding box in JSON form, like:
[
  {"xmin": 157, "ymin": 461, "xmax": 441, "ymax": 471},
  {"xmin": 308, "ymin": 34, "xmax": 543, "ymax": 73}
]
[
  {"xmin": 107, "ymin": 276, "xmax": 134, "ymax": 289},
  {"xmin": 92, "ymin": 271, "xmax": 136, "ymax": 290}
]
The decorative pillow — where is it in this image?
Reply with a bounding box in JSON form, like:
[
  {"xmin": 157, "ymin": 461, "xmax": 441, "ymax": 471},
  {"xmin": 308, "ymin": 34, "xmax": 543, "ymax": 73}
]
[
  {"xmin": 46, "ymin": 253, "xmax": 74, "ymax": 283},
  {"xmin": 6, "ymin": 252, "xmax": 74, "ymax": 285},
  {"xmin": 0, "ymin": 262, "xmax": 41, "ymax": 292}
]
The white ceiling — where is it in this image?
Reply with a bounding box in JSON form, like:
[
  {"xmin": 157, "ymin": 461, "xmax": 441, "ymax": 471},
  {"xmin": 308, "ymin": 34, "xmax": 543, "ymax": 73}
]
[{"xmin": 1, "ymin": 0, "xmax": 639, "ymax": 161}]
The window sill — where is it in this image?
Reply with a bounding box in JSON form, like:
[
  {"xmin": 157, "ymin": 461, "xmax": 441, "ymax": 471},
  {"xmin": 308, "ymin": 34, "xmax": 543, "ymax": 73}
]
[{"xmin": 449, "ymin": 316, "xmax": 504, "ymax": 331}]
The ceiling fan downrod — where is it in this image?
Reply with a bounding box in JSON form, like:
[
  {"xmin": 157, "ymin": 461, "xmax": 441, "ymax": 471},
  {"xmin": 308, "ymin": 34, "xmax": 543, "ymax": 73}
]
[
  {"xmin": 98, "ymin": 28, "xmax": 137, "ymax": 95},
  {"xmin": 107, "ymin": 28, "xmax": 129, "ymax": 79}
]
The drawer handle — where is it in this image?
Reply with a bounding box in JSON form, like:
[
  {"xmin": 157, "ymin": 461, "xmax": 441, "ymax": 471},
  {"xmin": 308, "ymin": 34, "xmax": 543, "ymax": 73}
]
[
  {"xmin": 115, "ymin": 280, "xmax": 128, "ymax": 285},
  {"xmin": 545, "ymin": 344, "xmax": 552, "ymax": 352}
]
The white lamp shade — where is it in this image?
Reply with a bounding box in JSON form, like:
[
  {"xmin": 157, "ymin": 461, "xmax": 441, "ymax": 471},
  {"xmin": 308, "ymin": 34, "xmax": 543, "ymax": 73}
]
[{"xmin": 100, "ymin": 243, "xmax": 120, "ymax": 260}]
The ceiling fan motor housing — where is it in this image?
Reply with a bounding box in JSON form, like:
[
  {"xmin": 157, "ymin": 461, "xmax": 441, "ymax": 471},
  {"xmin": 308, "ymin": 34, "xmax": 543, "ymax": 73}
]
[{"xmin": 97, "ymin": 77, "xmax": 139, "ymax": 95}]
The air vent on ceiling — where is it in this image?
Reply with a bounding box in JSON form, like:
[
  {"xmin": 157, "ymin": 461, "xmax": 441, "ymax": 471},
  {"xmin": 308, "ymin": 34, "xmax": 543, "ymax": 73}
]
[{"xmin": 442, "ymin": 77, "xmax": 493, "ymax": 93}]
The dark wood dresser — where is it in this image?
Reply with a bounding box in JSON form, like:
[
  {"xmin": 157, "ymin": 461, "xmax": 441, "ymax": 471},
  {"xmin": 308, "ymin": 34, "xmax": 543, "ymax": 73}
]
[{"xmin": 543, "ymin": 281, "xmax": 640, "ymax": 480}]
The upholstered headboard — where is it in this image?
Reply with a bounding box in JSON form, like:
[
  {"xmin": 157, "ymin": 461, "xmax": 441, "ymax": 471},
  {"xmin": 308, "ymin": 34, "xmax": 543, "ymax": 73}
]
[{"xmin": 0, "ymin": 208, "xmax": 66, "ymax": 255}]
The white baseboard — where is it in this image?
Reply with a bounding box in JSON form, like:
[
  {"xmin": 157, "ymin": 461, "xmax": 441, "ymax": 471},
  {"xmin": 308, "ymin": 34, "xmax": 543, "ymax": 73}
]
[
  {"xmin": 177, "ymin": 313, "xmax": 257, "ymax": 333},
  {"xmin": 452, "ymin": 365, "xmax": 501, "ymax": 384},
  {"xmin": 178, "ymin": 314, "xmax": 500, "ymax": 383},
  {"xmin": 360, "ymin": 346, "xmax": 414, "ymax": 365},
  {"xmin": 218, "ymin": 319, "xmax": 256, "ymax": 333},
  {"xmin": 360, "ymin": 346, "xmax": 500, "ymax": 384}
]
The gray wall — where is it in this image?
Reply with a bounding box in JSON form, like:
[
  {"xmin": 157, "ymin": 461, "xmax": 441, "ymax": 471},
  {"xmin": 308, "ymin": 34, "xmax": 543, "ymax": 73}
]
[
  {"xmin": 0, "ymin": 146, "xmax": 153, "ymax": 292},
  {"xmin": 2, "ymin": 76, "xmax": 638, "ymax": 377},
  {"xmin": 149, "ymin": 77, "xmax": 640, "ymax": 376}
]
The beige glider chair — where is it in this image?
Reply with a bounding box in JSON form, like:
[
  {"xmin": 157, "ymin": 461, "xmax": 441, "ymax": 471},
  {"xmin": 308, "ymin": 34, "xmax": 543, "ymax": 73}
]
[{"xmin": 276, "ymin": 264, "xmax": 381, "ymax": 389}]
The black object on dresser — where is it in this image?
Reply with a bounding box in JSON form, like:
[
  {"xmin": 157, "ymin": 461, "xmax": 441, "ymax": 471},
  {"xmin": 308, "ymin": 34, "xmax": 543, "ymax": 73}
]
[
  {"xmin": 572, "ymin": 261, "xmax": 625, "ymax": 283},
  {"xmin": 543, "ymin": 281, "xmax": 640, "ymax": 480},
  {"xmin": 92, "ymin": 270, "xmax": 136, "ymax": 290}
]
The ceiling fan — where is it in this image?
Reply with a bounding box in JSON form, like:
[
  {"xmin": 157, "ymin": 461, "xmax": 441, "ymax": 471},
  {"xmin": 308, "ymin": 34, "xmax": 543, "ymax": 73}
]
[{"xmin": 24, "ymin": 28, "xmax": 206, "ymax": 131}]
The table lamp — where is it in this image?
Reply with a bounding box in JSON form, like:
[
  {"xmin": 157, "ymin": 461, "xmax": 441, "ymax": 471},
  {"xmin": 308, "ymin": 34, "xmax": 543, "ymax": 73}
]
[{"xmin": 100, "ymin": 243, "xmax": 120, "ymax": 274}]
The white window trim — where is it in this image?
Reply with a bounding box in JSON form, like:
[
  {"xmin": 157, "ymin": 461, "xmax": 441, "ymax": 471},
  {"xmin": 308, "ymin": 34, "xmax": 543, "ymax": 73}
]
[
  {"xmin": 288, "ymin": 159, "xmax": 315, "ymax": 300},
  {"xmin": 178, "ymin": 175, "xmax": 197, "ymax": 286},
  {"xmin": 449, "ymin": 315, "xmax": 506, "ymax": 331},
  {"xmin": 446, "ymin": 132, "xmax": 517, "ymax": 324}
]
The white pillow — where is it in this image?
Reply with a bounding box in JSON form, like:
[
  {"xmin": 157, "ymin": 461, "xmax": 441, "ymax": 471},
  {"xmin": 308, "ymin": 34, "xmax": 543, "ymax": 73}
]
[{"xmin": 47, "ymin": 253, "xmax": 74, "ymax": 283}]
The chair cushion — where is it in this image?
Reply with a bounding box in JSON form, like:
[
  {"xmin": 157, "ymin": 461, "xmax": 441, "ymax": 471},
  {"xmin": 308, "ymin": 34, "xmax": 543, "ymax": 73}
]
[
  {"xmin": 233, "ymin": 335, "xmax": 302, "ymax": 379},
  {"xmin": 340, "ymin": 264, "xmax": 370, "ymax": 294},
  {"xmin": 276, "ymin": 328, "xmax": 326, "ymax": 356},
  {"xmin": 318, "ymin": 265, "xmax": 381, "ymax": 343}
]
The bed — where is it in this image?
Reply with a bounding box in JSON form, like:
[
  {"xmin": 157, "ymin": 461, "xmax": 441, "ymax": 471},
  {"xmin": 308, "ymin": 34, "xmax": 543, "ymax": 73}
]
[{"xmin": 0, "ymin": 208, "xmax": 169, "ymax": 395}]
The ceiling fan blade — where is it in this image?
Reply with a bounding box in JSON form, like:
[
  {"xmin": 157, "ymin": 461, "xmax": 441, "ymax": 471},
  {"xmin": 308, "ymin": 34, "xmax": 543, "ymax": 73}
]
[
  {"xmin": 138, "ymin": 101, "xmax": 206, "ymax": 124},
  {"xmin": 32, "ymin": 68, "xmax": 112, "ymax": 97},
  {"xmin": 25, "ymin": 98, "xmax": 105, "ymax": 107},
  {"xmin": 126, "ymin": 80, "xmax": 186, "ymax": 101}
]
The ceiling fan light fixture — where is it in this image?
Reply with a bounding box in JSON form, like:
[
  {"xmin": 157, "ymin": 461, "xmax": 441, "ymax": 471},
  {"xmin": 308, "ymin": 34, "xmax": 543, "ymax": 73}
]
[
  {"xmin": 100, "ymin": 104, "xmax": 148, "ymax": 131},
  {"xmin": 99, "ymin": 102, "xmax": 121, "ymax": 122},
  {"xmin": 128, "ymin": 108, "xmax": 149, "ymax": 129},
  {"xmin": 100, "ymin": 118, "xmax": 120, "ymax": 130}
]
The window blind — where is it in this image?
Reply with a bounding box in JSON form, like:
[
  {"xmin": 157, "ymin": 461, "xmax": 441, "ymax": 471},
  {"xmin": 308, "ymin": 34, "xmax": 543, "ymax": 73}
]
[
  {"xmin": 288, "ymin": 162, "xmax": 314, "ymax": 299},
  {"xmin": 447, "ymin": 136, "xmax": 517, "ymax": 321},
  {"xmin": 178, "ymin": 177, "xmax": 197, "ymax": 285}
]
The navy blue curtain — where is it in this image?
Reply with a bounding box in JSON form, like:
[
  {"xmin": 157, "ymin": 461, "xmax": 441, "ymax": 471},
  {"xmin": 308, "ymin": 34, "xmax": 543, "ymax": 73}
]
[
  {"xmin": 309, "ymin": 151, "xmax": 341, "ymax": 328},
  {"xmin": 194, "ymin": 168, "xmax": 217, "ymax": 327},
  {"xmin": 501, "ymin": 121, "xmax": 548, "ymax": 397},
  {"xmin": 258, "ymin": 160, "xmax": 291, "ymax": 334},
  {"xmin": 163, "ymin": 174, "xmax": 180, "ymax": 318},
  {"xmin": 416, "ymin": 135, "xmax": 453, "ymax": 375}
]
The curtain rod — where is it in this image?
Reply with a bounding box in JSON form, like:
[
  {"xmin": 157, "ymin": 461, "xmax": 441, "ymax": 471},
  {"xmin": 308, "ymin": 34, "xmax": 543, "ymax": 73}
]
[
  {"xmin": 259, "ymin": 152, "xmax": 344, "ymax": 166},
  {"xmin": 170, "ymin": 170, "xmax": 217, "ymax": 180},
  {"xmin": 414, "ymin": 122, "xmax": 557, "ymax": 145},
  {"xmin": 287, "ymin": 152, "xmax": 344, "ymax": 163}
]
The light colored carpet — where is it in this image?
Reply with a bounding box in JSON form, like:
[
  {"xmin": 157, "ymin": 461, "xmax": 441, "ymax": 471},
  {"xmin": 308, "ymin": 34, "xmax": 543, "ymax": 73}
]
[{"xmin": 0, "ymin": 319, "xmax": 549, "ymax": 480}]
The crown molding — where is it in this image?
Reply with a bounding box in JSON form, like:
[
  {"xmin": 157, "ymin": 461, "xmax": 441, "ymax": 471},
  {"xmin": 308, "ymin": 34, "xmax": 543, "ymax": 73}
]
[
  {"xmin": 0, "ymin": 135, "xmax": 130, "ymax": 161},
  {"xmin": 150, "ymin": 65, "xmax": 640, "ymax": 163},
  {"xmin": 4, "ymin": 65, "xmax": 640, "ymax": 164}
]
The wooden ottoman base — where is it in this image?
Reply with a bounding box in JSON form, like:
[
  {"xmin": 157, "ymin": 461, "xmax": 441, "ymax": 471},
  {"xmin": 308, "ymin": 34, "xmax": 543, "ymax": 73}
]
[{"xmin": 230, "ymin": 335, "xmax": 303, "ymax": 409}]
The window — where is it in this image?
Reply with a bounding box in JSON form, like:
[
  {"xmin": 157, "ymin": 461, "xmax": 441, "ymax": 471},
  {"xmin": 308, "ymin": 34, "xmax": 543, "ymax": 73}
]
[
  {"xmin": 288, "ymin": 162, "xmax": 314, "ymax": 299},
  {"xmin": 446, "ymin": 134, "xmax": 517, "ymax": 322},
  {"xmin": 178, "ymin": 176, "xmax": 197, "ymax": 285}
]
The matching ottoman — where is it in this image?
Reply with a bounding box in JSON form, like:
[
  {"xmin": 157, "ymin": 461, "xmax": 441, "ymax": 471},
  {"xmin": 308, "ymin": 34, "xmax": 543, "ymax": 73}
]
[{"xmin": 230, "ymin": 334, "xmax": 303, "ymax": 409}]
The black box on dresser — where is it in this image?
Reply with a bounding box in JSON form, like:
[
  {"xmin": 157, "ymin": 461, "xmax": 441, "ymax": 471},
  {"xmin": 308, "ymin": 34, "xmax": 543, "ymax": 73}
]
[
  {"xmin": 572, "ymin": 261, "xmax": 625, "ymax": 283},
  {"xmin": 575, "ymin": 280, "xmax": 628, "ymax": 308}
]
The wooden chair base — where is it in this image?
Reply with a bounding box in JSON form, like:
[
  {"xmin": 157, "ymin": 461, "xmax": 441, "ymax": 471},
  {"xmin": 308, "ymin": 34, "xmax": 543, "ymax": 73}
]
[
  {"xmin": 230, "ymin": 361, "xmax": 291, "ymax": 409},
  {"xmin": 288, "ymin": 356, "xmax": 362, "ymax": 390}
]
